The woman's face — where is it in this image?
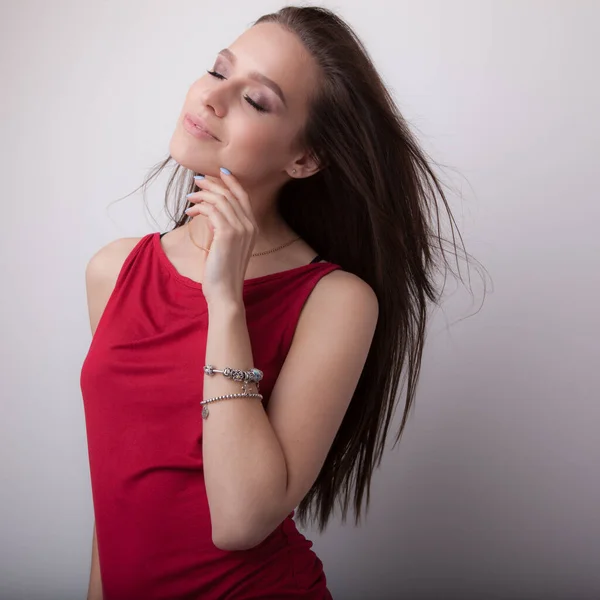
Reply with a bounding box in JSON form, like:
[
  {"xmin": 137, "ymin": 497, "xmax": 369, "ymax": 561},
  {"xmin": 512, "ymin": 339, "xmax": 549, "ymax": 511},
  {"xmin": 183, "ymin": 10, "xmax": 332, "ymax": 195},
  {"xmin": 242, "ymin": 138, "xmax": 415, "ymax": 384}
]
[{"xmin": 169, "ymin": 22, "xmax": 319, "ymax": 186}]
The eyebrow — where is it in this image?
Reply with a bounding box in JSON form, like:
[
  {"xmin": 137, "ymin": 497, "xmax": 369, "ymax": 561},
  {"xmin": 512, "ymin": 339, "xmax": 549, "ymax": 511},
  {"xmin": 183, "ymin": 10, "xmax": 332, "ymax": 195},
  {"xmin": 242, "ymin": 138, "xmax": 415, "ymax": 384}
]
[{"xmin": 217, "ymin": 48, "xmax": 287, "ymax": 108}]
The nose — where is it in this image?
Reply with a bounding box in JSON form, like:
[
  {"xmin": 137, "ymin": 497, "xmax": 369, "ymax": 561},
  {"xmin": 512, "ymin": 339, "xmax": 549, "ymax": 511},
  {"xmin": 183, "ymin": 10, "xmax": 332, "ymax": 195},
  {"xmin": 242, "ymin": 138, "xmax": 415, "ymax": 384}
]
[{"xmin": 202, "ymin": 84, "xmax": 228, "ymax": 118}]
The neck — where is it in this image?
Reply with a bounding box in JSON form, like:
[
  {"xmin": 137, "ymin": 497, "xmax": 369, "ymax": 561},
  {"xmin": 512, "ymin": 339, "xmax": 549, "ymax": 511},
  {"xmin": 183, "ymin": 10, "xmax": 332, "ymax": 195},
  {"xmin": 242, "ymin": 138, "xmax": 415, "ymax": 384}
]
[
  {"xmin": 251, "ymin": 207, "xmax": 296, "ymax": 254},
  {"xmin": 244, "ymin": 175, "xmax": 296, "ymax": 252},
  {"xmin": 184, "ymin": 179, "xmax": 297, "ymax": 256}
]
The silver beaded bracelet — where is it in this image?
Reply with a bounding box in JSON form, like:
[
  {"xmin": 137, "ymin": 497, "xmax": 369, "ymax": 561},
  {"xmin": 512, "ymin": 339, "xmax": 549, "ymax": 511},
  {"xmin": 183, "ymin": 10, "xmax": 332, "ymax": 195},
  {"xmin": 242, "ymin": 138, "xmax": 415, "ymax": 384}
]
[
  {"xmin": 200, "ymin": 392, "xmax": 264, "ymax": 420},
  {"xmin": 201, "ymin": 364, "xmax": 265, "ymax": 420},
  {"xmin": 203, "ymin": 364, "xmax": 263, "ymax": 394}
]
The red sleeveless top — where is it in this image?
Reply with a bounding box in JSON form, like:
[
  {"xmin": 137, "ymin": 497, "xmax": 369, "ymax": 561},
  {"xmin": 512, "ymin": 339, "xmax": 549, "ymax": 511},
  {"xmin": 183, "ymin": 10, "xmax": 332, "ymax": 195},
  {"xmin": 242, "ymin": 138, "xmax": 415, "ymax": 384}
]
[{"xmin": 80, "ymin": 231, "xmax": 341, "ymax": 600}]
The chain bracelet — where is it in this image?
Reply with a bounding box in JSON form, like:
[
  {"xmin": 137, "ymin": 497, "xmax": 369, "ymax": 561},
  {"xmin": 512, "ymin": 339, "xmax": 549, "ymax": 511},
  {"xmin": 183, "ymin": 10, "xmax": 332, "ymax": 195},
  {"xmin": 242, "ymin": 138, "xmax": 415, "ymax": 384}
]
[{"xmin": 200, "ymin": 392, "xmax": 264, "ymax": 420}]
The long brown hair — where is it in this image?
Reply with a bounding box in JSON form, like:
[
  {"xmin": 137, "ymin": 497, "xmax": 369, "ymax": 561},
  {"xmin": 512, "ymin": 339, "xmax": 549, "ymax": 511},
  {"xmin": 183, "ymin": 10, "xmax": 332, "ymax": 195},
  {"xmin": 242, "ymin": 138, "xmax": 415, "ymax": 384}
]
[{"xmin": 118, "ymin": 5, "xmax": 487, "ymax": 533}]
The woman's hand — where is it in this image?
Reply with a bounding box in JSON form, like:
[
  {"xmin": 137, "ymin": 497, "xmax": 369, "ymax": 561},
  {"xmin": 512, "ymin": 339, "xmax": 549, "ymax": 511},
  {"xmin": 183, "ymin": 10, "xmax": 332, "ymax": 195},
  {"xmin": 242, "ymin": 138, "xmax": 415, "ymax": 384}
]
[{"xmin": 184, "ymin": 168, "xmax": 259, "ymax": 307}]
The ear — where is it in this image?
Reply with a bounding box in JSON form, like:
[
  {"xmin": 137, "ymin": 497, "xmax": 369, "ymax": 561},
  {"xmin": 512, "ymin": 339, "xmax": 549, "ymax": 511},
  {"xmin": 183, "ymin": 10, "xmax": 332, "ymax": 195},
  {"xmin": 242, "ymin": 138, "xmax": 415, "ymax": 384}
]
[{"xmin": 286, "ymin": 148, "xmax": 323, "ymax": 179}]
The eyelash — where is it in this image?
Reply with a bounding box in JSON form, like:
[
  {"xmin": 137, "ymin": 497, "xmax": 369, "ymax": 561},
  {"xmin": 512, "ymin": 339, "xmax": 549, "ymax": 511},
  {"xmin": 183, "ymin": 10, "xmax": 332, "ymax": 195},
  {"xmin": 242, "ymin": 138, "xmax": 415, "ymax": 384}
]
[{"xmin": 206, "ymin": 69, "xmax": 268, "ymax": 113}]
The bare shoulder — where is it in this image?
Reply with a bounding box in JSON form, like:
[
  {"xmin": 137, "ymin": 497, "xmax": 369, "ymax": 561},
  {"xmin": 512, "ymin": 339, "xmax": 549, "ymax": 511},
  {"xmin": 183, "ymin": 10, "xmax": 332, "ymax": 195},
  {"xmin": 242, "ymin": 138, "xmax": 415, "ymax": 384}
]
[
  {"xmin": 85, "ymin": 236, "xmax": 143, "ymax": 282},
  {"xmin": 85, "ymin": 236, "xmax": 143, "ymax": 336},
  {"xmin": 316, "ymin": 268, "xmax": 378, "ymax": 306},
  {"xmin": 300, "ymin": 268, "xmax": 379, "ymax": 330}
]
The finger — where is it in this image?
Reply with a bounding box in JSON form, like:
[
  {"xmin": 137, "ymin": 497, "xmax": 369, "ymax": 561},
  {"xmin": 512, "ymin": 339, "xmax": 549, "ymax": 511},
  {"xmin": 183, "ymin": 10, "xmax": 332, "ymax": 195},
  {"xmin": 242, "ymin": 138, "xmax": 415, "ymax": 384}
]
[
  {"xmin": 194, "ymin": 177, "xmax": 250, "ymax": 230},
  {"xmin": 184, "ymin": 204, "xmax": 205, "ymax": 217},
  {"xmin": 218, "ymin": 169, "xmax": 259, "ymax": 231},
  {"xmin": 190, "ymin": 202, "xmax": 229, "ymax": 235},
  {"xmin": 188, "ymin": 190, "xmax": 243, "ymax": 231}
]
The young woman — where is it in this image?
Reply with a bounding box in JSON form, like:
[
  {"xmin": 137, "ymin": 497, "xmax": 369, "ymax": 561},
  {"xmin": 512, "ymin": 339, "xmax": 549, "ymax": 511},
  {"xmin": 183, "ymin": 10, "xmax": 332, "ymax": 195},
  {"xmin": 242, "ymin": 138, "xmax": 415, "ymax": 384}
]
[{"xmin": 81, "ymin": 6, "xmax": 475, "ymax": 599}]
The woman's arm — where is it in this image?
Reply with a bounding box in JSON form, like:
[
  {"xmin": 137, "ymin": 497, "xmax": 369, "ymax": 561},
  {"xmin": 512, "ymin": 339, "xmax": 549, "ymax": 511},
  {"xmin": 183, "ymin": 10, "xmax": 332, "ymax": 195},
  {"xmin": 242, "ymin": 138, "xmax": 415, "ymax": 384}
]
[
  {"xmin": 83, "ymin": 237, "xmax": 141, "ymax": 597},
  {"xmin": 202, "ymin": 270, "xmax": 378, "ymax": 551},
  {"xmin": 202, "ymin": 297, "xmax": 287, "ymax": 550},
  {"xmin": 86, "ymin": 522, "xmax": 103, "ymax": 600}
]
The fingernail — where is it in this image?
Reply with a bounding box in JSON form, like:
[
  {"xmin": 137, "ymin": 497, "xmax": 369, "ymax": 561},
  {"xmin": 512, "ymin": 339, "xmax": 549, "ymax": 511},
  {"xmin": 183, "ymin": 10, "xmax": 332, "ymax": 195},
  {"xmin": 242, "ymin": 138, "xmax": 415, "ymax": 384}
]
[
  {"xmin": 220, "ymin": 167, "xmax": 231, "ymax": 175},
  {"xmin": 186, "ymin": 193, "xmax": 194, "ymax": 198},
  {"xmin": 194, "ymin": 175, "xmax": 204, "ymax": 180},
  {"xmin": 185, "ymin": 207, "xmax": 193, "ymax": 214}
]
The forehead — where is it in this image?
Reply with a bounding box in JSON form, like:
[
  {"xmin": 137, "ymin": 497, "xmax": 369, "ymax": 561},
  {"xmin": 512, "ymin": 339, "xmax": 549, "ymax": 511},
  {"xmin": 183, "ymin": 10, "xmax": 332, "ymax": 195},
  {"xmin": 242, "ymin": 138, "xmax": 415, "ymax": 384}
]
[{"xmin": 227, "ymin": 22, "xmax": 319, "ymax": 110}]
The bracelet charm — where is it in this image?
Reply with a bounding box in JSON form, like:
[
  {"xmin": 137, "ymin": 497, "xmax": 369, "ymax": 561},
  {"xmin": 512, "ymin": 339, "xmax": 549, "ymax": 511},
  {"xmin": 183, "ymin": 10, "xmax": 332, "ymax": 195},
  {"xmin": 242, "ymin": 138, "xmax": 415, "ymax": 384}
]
[{"xmin": 203, "ymin": 364, "xmax": 263, "ymax": 394}]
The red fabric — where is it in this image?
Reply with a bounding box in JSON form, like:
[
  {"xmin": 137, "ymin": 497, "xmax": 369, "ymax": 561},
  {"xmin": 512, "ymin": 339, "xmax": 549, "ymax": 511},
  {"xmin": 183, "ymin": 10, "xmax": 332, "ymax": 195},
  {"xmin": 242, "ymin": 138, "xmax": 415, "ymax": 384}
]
[{"xmin": 80, "ymin": 232, "xmax": 340, "ymax": 599}]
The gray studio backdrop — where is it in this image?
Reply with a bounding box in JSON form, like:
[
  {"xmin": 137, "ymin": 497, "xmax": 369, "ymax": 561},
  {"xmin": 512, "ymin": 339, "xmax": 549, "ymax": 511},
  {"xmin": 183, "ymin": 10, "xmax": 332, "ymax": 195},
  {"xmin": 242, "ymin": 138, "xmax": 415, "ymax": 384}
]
[{"xmin": 1, "ymin": 1, "xmax": 598, "ymax": 599}]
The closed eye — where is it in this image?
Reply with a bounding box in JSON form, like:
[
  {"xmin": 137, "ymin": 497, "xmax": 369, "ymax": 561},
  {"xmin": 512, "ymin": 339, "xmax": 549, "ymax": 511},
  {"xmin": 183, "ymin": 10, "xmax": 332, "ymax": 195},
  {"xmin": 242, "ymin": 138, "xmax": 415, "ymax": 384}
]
[{"xmin": 206, "ymin": 70, "xmax": 268, "ymax": 113}]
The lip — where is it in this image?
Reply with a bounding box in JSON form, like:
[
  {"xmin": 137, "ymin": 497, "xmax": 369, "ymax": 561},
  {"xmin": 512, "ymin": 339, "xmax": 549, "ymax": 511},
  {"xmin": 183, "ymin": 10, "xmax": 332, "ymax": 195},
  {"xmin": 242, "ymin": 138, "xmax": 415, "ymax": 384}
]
[{"xmin": 183, "ymin": 112, "xmax": 220, "ymax": 141}]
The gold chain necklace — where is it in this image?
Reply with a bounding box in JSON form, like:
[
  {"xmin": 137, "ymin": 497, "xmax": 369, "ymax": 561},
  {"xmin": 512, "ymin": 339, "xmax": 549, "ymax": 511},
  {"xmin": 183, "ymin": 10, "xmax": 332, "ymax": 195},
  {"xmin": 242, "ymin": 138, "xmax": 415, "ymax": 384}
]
[{"xmin": 187, "ymin": 221, "xmax": 301, "ymax": 256}]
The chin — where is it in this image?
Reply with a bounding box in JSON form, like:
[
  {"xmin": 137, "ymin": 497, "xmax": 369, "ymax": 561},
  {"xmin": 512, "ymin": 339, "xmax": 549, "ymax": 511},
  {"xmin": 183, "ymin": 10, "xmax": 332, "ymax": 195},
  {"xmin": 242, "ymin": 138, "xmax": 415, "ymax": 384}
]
[
  {"xmin": 168, "ymin": 121, "xmax": 223, "ymax": 175},
  {"xmin": 168, "ymin": 139, "xmax": 217, "ymax": 176}
]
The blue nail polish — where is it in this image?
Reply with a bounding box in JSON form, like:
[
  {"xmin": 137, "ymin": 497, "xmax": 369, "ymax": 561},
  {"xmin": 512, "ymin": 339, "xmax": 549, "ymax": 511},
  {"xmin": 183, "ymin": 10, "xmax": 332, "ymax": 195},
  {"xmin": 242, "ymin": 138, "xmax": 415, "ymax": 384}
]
[
  {"xmin": 194, "ymin": 175, "xmax": 204, "ymax": 180},
  {"xmin": 220, "ymin": 167, "xmax": 231, "ymax": 175},
  {"xmin": 186, "ymin": 193, "xmax": 193, "ymax": 198}
]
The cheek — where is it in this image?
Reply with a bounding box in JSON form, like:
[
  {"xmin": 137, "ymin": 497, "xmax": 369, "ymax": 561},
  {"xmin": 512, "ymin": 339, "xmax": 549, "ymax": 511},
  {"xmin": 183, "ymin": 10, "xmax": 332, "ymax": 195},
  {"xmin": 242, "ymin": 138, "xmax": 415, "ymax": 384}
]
[
  {"xmin": 224, "ymin": 120, "xmax": 290, "ymax": 172},
  {"xmin": 235, "ymin": 120, "xmax": 278, "ymax": 150}
]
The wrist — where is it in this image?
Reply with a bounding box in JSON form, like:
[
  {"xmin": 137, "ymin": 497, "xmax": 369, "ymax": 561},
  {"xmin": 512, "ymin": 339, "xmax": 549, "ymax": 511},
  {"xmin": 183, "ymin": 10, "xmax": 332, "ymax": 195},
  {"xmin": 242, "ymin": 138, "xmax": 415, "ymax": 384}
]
[{"xmin": 207, "ymin": 298, "xmax": 245, "ymax": 319}]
